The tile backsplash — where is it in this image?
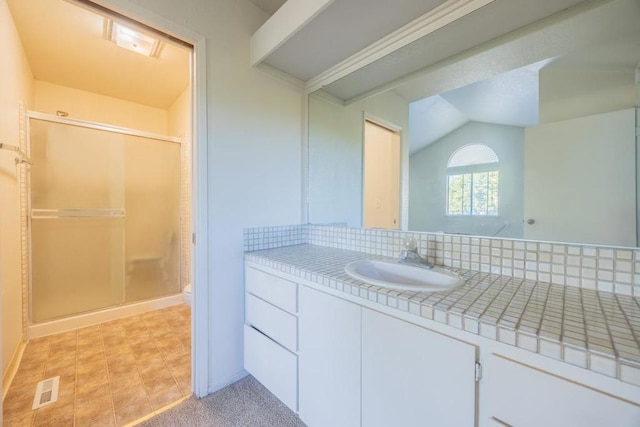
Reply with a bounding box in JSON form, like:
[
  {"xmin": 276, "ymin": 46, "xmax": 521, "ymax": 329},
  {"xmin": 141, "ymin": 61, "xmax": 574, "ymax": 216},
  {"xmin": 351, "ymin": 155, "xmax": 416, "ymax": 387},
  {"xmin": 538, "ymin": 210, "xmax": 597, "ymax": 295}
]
[
  {"xmin": 244, "ymin": 224, "xmax": 640, "ymax": 297},
  {"xmin": 243, "ymin": 225, "xmax": 308, "ymax": 252}
]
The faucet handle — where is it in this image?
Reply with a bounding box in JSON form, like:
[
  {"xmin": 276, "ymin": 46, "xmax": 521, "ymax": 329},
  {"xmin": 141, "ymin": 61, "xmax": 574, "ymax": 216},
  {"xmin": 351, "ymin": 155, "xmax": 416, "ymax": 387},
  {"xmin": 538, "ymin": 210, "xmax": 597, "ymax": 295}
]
[{"xmin": 403, "ymin": 237, "xmax": 417, "ymax": 251}]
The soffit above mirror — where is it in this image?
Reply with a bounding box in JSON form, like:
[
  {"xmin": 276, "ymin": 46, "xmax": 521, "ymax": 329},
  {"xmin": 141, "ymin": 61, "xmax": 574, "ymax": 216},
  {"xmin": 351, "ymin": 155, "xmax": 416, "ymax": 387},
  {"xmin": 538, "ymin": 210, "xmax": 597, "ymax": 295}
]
[
  {"xmin": 322, "ymin": 0, "xmax": 640, "ymax": 102},
  {"xmin": 251, "ymin": 0, "xmax": 591, "ymax": 92},
  {"xmin": 260, "ymin": 0, "xmax": 449, "ymax": 82},
  {"xmin": 381, "ymin": 0, "xmax": 640, "ymax": 105}
]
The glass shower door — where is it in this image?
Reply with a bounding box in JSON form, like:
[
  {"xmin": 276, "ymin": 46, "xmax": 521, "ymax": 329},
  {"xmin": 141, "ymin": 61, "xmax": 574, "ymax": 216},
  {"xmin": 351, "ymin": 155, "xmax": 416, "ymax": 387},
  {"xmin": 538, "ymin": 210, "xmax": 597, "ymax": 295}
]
[
  {"xmin": 30, "ymin": 118, "xmax": 126, "ymax": 322},
  {"xmin": 29, "ymin": 114, "xmax": 182, "ymax": 323}
]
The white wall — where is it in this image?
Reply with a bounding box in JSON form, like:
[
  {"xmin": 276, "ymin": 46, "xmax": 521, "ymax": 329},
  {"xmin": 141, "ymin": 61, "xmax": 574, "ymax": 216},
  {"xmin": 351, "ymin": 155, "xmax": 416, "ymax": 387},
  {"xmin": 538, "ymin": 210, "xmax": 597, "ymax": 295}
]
[
  {"xmin": 409, "ymin": 121, "xmax": 525, "ymax": 238},
  {"xmin": 34, "ymin": 80, "xmax": 169, "ymax": 134},
  {"xmin": 112, "ymin": 0, "xmax": 303, "ymax": 392},
  {"xmin": 0, "ymin": 0, "xmax": 33, "ymax": 394},
  {"xmin": 524, "ymin": 108, "xmax": 636, "ymax": 246},
  {"xmin": 308, "ymin": 90, "xmax": 409, "ymax": 227}
]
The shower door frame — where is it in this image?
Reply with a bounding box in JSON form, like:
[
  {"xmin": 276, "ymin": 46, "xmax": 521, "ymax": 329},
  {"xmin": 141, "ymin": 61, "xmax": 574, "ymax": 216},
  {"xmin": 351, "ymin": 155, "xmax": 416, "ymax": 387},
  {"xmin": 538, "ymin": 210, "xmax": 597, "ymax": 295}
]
[
  {"xmin": 27, "ymin": 111, "xmax": 183, "ymax": 144},
  {"xmin": 26, "ymin": 110, "xmax": 184, "ymax": 323}
]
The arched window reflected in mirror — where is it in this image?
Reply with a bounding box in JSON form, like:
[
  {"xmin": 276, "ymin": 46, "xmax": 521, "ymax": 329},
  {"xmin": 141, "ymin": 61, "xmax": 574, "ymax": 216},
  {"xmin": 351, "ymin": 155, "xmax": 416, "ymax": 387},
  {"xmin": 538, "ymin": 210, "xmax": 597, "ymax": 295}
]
[{"xmin": 446, "ymin": 144, "xmax": 499, "ymax": 216}]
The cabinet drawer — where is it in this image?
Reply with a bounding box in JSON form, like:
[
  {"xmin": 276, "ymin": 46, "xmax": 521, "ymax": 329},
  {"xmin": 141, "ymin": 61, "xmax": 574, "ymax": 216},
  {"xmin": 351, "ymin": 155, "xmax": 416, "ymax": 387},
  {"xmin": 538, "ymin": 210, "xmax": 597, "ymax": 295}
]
[
  {"xmin": 244, "ymin": 324, "xmax": 297, "ymax": 412},
  {"xmin": 246, "ymin": 267, "xmax": 297, "ymax": 314},
  {"xmin": 246, "ymin": 293, "xmax": 297, "ymax": 352}
]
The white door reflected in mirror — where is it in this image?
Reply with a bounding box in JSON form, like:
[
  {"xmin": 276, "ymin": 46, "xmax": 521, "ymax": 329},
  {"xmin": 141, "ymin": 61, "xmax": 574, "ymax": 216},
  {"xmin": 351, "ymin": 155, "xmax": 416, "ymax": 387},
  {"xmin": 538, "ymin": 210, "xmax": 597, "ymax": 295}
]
[{"xmin": 363, "ymin": 120, "xmax": 401, "ymax": 230}]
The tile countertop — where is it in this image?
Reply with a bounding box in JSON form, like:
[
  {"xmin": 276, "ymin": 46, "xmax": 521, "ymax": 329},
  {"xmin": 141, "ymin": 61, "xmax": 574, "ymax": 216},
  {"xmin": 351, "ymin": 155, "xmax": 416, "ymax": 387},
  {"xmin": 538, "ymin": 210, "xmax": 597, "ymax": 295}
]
[{"xmin": 245, "ymin": 244, "xmax": 640, "ymax": 385}]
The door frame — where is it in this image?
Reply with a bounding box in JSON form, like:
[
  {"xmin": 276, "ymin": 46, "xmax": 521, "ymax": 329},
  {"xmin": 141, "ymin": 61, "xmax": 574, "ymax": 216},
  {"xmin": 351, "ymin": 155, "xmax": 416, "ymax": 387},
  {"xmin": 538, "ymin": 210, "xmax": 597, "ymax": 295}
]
[{"xmin": 92, "ymin": 0, "xmax": 210, "ymax": 398}]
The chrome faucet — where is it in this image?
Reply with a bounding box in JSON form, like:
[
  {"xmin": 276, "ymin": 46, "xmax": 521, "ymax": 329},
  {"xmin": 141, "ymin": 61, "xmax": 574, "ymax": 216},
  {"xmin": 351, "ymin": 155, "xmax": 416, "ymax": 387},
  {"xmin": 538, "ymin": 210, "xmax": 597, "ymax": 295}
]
[{"xmin": 399, "ymin": 238, "xmax": 433, "ymax": 269}]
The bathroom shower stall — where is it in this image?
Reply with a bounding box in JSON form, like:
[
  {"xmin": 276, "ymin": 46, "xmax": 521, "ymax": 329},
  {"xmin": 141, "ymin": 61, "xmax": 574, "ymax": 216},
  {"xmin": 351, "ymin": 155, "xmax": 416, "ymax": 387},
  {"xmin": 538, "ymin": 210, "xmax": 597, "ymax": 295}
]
[{"xmin": 27, "ymin": 112, "xmax": 183, "ymax": 324}]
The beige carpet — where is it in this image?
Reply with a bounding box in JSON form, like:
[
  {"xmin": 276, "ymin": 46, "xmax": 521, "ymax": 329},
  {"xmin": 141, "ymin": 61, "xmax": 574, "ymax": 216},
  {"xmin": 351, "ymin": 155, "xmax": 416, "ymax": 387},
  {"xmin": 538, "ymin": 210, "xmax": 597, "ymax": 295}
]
[{"xmin": 139, "ymin": 376, "xmax": 306, "ymax": 426}]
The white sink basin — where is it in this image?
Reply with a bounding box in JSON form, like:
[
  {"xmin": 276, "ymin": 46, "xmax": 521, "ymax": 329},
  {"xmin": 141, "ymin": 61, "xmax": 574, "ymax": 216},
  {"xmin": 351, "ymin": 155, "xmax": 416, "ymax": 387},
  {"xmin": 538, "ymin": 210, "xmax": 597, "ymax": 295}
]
[{"xmin": 344, "ymin": 260, "xmax": 464, "ymax": 292}]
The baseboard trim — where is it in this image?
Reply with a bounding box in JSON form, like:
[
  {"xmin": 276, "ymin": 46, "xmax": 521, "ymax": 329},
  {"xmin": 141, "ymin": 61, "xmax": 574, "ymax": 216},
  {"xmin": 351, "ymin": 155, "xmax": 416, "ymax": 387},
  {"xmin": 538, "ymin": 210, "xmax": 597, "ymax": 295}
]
[
  {"xmin": 2, "ymin": 338, "xmax": 26, "ymax": 400},
  {"xmin": 207, "ymin": 369, "xmax": 248, "ymax": 395}
]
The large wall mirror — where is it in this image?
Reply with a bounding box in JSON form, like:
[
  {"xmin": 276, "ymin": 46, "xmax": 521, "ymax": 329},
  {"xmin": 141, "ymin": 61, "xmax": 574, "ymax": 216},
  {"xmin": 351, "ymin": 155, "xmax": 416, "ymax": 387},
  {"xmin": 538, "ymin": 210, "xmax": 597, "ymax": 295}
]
[{"xmin": 308, "ymin": 0, "xmax": 640, "ymax": 247}]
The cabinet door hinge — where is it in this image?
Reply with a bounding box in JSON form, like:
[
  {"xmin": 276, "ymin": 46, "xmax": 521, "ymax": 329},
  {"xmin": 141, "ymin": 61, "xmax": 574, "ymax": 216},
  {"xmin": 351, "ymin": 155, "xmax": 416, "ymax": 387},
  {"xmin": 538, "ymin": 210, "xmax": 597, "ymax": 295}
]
[{"xmin": 475, "ymin": 362, "xmax": 482, "ymax": 382}]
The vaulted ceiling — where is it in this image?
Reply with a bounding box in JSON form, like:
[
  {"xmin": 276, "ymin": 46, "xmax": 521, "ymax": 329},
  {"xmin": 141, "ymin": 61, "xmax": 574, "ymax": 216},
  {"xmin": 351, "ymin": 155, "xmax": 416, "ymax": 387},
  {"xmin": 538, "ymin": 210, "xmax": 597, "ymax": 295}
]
[
  {"xmin": 408, "ymin": 60, "xmax": 547, "ymax": 155},
  {"xmin": 7, "ymin": 0, "xmax": 191, "ymax": 109},
  {"xmin": 407, "ymin": 33, "xmax": 640, "ymax": 155}
]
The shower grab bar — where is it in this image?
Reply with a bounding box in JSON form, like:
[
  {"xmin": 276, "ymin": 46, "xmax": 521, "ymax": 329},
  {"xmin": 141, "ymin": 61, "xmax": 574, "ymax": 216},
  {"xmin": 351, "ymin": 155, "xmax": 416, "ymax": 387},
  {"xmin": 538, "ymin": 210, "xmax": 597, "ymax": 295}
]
[
  {"xmin": 31, "ymin": 208, "xmax": 125, "ymax": 219},
  {"xmin": 0, "ymin": 142, "xmax": 32, "ymax": 165}
]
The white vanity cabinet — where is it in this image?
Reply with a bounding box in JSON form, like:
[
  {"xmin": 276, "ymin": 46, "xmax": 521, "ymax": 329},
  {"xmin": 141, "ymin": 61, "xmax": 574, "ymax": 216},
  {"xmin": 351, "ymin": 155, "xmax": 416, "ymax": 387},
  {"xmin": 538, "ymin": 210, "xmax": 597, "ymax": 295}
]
[
  {"xmin": 361, "ymin": 308, "xmax": 477, "ymax": 427},
  {"xmin": 243, "ymin": 266, "xmax": 298, "ymax": 412},
  {"xmin": 486, "ymin": 354, "xmax": 640, "ymax": 427},
  {"xmin": 298, "ymin": 285, "xmax": 362, "ymax": 427},
  {"xmin": 244, "ymin": 261, "xmax": 640, "ymax": 427}
]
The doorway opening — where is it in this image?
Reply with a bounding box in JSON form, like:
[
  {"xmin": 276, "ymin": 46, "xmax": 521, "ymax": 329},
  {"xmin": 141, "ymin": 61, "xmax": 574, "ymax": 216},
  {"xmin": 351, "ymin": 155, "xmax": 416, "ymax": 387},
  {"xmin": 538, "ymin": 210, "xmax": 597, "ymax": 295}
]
[{"xmin": 2, "ymin": 0, "xmax": 200, "ymax": 424}]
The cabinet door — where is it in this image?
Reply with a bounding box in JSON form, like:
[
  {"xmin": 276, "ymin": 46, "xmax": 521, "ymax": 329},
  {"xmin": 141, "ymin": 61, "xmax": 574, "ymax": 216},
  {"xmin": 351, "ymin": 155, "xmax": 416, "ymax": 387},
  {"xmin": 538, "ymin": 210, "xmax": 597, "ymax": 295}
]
[
  {"xmin": 298, "ymin": 286, "xmax": 361, "ymax": 427},
  {"xmin": 362, "ymin": 308, "xmax": 477, "ymax": 427},
  {"xmin": 488, "ymin": 354, "xmax": 640, "ymax": 427}
]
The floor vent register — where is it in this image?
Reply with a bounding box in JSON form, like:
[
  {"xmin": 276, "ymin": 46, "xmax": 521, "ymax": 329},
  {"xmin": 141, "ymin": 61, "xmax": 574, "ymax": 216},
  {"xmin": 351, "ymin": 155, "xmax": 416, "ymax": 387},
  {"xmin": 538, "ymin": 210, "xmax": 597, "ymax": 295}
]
[{"xmin": 32, "ymin": 376, "xmax": 60, "ymax": 409}]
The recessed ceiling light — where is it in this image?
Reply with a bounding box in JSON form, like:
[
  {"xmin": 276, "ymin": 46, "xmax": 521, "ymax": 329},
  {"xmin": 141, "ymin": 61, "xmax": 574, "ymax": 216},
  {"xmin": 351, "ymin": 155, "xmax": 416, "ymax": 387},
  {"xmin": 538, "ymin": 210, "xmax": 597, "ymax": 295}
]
[{"xmin": 104, "ymin": 19, "xmax": 162, "ymax": 58}]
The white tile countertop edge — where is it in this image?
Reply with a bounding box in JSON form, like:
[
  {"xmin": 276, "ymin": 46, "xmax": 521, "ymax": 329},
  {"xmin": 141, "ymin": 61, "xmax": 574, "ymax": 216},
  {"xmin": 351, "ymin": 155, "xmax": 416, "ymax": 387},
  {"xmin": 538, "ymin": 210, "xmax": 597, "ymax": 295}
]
[{"xmin": 245, "ymin": 244, "xmax": 640, "ymax": 387}]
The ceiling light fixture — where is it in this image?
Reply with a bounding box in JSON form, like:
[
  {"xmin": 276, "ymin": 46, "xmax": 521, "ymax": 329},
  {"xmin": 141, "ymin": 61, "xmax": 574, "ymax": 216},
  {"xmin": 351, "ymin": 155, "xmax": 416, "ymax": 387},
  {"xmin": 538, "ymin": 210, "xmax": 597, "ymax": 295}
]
[{"xmin": 104, "ymin": 18, "xmax": 162, "ymax": 58}]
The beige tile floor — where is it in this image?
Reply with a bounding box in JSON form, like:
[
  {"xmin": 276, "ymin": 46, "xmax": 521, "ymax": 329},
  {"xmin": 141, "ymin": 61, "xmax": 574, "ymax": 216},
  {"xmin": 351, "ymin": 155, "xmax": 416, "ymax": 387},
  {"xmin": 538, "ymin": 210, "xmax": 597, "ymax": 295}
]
[{"xmin": 3, "ymin": 304, "xmax": 191, "ymax": 426}]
